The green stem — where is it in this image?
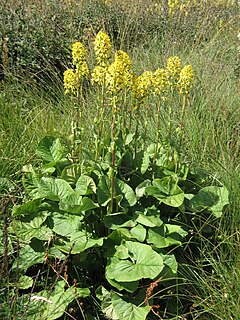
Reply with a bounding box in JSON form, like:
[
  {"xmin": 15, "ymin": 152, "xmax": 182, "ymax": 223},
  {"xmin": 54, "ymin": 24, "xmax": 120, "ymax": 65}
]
[
  {"xmin": 168, "ymin": 87, "xmax": 174, "ymax": 140},
  {"xmin": 109, "ymin": 96, "xmax": 117, "ymax": 215},
  {"xmin": 143, "ymin": 98, "xmax": 149, "ymax": 150},
  {"xmin": 179, "ymin": 94, "xmax": 187, "ymax": 151},
  {"xmin": 134, "ymin": 105, "xmax": 140, "ymax": 158},
  {"xmin": 154, "ymin": 98, "xmax": 161, "ymax": 162},
  {"xmin": 95, "ymin": 81, "xmax": 106, "ymax": 161}
]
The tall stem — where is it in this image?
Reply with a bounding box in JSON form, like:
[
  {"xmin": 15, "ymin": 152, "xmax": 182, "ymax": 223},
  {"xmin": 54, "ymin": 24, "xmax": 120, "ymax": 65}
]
[
  {"xmin": 168, "ymin": 87, "xmax": 174, "ymax": 141},
  {"xmin": 154, "ymin": 98, "xmax": 161, "ymax": 162},
  {"xmin": 179, "ymin": 94, "xmax": 187, "ymax": 151},
  {"xmin": 134, "ymin": 105, "xmax": 140, "ymax": 159},
  {"xmin": 95, "ymin": 80, "xmax": 106, "ymax": 161},
  {"xmin": 109, "ymin": 97, "xmax": 117, "ymax": 215}
]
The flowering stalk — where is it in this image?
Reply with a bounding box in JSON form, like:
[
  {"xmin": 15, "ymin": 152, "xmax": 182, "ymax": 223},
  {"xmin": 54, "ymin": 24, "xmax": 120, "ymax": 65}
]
[
  {"xmin": 166, "ymin": 56, "xmax": 181, "ymax": 141},
  {"xmin": 109, "ymin": 96, "xmax": 117, "ymax": 215},
  {"xmin": 63, "ymin": 41, "xmax": 89, "ymax": 161},
  {"xmin": 179, "ymin": 94, "xmax": 187, "ymax": 150},
  {"xmin": 177, "ymin": 64, "xmax": 194, "ymax": 150},
  {"xmin": 152, "ymin": 68, "xmax": 168, "ymax": 160}
]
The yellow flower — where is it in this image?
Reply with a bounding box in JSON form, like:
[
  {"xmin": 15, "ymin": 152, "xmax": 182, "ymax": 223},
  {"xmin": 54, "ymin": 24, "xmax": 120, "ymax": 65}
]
[
  {"xmin": 91, "ymin": 65, "xmax": 106, "ymax": 86},
  {"xmin": 72, "ymin": 42, "xmax": 87, "ymax": 65},
  {"xmin": 76, "ymin": 61, "xmax": 89, "ymax": 79},
  {"xmin": 94, "ymin": 31, "xmax": 112, "ymax": 66},
  {"xmin": 166, "ymin": 56, "xmax": 181, "ymax": 87},
  {"xmin": 177, "ymin": 64, "xmax": 194, "ymax": 95},
  {"xmin": 63, "ymin": 69, "xmax": 77, "ymax": 95},
  {"xmin": 105, "ymin": 50, "xmax": 133, "ymax": 94},
  {"xmin": 132, "ymin": 70, "xmax": 153, "ymax": 101},
  {"xmin": 115, "ymin": 50, "xmax": 132, "ymax": 70},
  {"xmin": 152, "ymin": 68, "xmax": 168, "ymax": 96}
]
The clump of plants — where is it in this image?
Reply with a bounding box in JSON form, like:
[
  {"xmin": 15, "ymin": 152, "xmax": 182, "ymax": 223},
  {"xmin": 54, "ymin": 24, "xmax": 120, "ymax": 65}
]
[{"xmin": 2, "ymin": 32, "xmax": 229, "ymax": 319}]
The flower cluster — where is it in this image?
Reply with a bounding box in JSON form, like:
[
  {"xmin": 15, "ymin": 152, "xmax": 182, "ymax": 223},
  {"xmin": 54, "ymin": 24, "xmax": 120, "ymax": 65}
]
[
  {"xmin": 132, "ymin": 71, "xmax": 153, "ymax": 101},
  {"xmin": 177, "ymin": 65, "xmax": 194, "ymax": 95},
  {"xmin": 94, "ymin": 31, "xmax": 112, "ymax": 66},
  {"xmin": 63, "ymin": 69, "xmax": 78, "ymax": 95},
  {"xmin": 64, "ymin": 41, "xmax": 89, "ymax": 95},
  {"xmin": 91, "ymin": 65, "xmax": 106, "ymax": 86},
  {"xmin": 152, "ymin": 68, "xmax": 168, "ymax": 96},
  {"xmin": 64, "ymin": 32, "xmax": 194, "ymax": 101},
  {"xmin": 72, "ymin": 42, "xmax": 87, "ymax": 65},
  {"xmin": 166, "ymin": 56, "xmax": 182, "ymax": 87},
  {"xmin": 105, "ymin": 50, "xmax": 133, "ymax": 95}
]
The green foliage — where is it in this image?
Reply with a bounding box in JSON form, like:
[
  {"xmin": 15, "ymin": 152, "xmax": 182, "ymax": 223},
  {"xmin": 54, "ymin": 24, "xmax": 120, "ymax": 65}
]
[{"xmin": 5, "ymin": 134, "xmax": 228, "ymax": 319}]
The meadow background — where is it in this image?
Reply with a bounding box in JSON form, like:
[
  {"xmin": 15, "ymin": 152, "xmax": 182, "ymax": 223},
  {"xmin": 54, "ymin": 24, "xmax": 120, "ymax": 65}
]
[{"xmin": 0, "ymin": 0, "xmax": 240, "ymax": 319}]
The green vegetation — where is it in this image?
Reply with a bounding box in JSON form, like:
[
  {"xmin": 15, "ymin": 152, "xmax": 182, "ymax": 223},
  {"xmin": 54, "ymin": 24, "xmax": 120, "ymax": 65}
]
[{"xmin": 1, "ymin": 0, "xmax": 239, "ymax": 319}]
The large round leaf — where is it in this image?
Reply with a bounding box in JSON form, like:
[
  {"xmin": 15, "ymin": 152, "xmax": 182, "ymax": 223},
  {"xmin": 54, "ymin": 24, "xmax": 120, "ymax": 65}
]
[
  {"xmin": 106, "ymin": 241, "xmax": 163, "ymax": 282},
  {"xmin": 146, "ymin": 176, "xmax": 184, "ymax": 207}
]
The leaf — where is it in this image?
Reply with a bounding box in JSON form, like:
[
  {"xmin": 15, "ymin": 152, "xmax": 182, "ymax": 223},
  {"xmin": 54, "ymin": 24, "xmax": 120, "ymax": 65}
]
[
  {"xmin": 162, "ymin": 254, "xmax": 178, "ymax": 276},
  {"xmin": 98, "ymin": 176, "xmax": 137, "ymax": 207},
  {"xmin": 22, "ymin": 165, "xmax": 40, "ymax": 198},
  {"xmin": 75, "ymin": 175, "xmax": 96, "ymax": 195},
  {"xmin": 12, "ymin": 199, "xmax": 42, "ymax": 217},
  {"xmin": 125, "ymin": 132, "xmax": 134, "ymax": 145},
  {"xmin": 61, "ymin": 164, "xmax": 82, "ymax": 185},
  {"xmin": 135, "ymin": 180, "xmax": 151, "ymax": 199},
  {"xmin": 98, "ymin": 175, "xmax": 111, "ymax": 206},
  {"xmin": 140, "ymin": 151, "xmax": 150, "ymax": 174},
  {"xmin": 48, "ymin": 212, "xmax": 82, "ymax": 237},
  {"xmin": 36, "ymin": 136, "xmax": 67, "ymax": 163},
  {"xmin": 96, "ymin": 286, "xmax": 119, "ymax": 320},
  {"xmin": 27, "ymin": 281, "xmax": 90, "ymax": 320},
  {"xmin": 104, "ymin": 213, "xmax": 136, "ymax": 230},
  {"xmin": 37, "ymin": 178, "xmax": 74, "ymax": 201},
  {"xmin": 130, "ymin": 224, "xmax": 146, "ymax": 242},
  {"xmin": 111, "ymin": 291, "xmax": 150, "ymax": 320},
  {"xmin": 59, "ymin": 192, "xmax": 98, "ymax": 214},
  {"xmin": 146, "ymin": 176, "xmax": 184, "ymax": 207},
  {"xmin": 147, "ymin": 224, "xmax": 187, "ymax": 248},
  {"xmin": 134, "ymin": 206, "xmax": 163, "ymax": 227},
  {"xmin": 18, "ymin": 275, "xmax": 33, "ymax": 289},
  {"xmin": 96, "ymin": 287, "xmax": 150, "ymax": 320},
  {"xmin": 13, "ymin": 243, "xmax": 45, "ymax": 271},
  {"xmin": 114, "ymin": 178, "xmax": 137, "ymax": 207},
  {"xmin": 189, "ymin": 186, "xmax": 229, "ymax": 217},
  {"xmin": 55, "ymin": 231, "xmax": 105, "ymax": 254},
  {"xmin": 106, "ymin": 241, "xmax": 164, "ymax": 282},
  {"xmin": 10, "ymin": 212, "xmax": 52, "ymax": 243},
  {"xmin": 106, "ymin": 268, "xmax": 139, "ymax": 293}
]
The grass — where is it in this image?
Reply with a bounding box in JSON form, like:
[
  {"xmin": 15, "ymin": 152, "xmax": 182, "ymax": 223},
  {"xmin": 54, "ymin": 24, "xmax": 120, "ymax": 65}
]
[{"xmin": 0, "ymin": 0, "xmax": 240, "ymax": 319}]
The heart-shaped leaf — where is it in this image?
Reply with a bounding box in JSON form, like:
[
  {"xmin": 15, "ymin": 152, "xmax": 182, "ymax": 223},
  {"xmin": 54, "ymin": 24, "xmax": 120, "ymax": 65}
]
[{"xmin": 106, "ymin": 241, "xmax": 163, "ymax": 282}]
